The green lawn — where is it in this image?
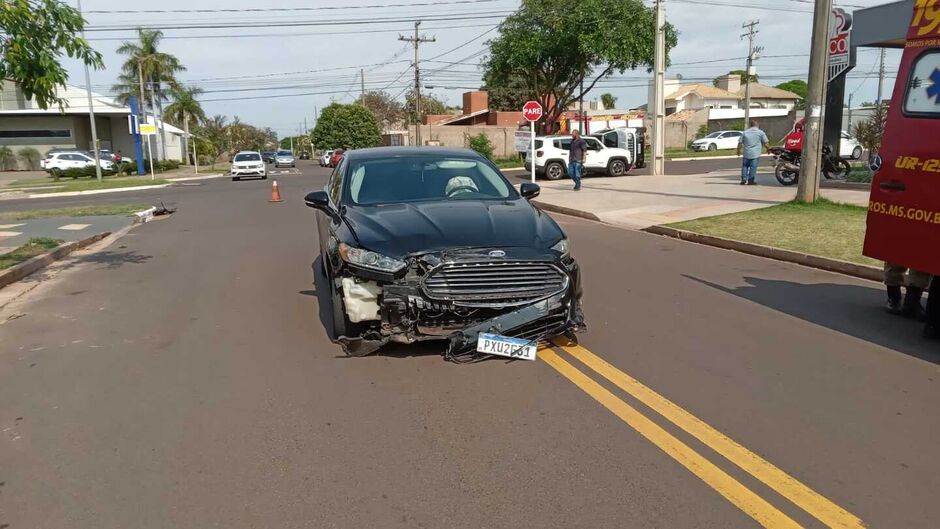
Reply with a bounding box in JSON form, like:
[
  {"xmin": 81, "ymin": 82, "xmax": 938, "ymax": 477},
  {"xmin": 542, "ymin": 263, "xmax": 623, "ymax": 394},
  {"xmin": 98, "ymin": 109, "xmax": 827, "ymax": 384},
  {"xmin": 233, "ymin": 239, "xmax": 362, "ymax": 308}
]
[
  {"xmin": 666, "ymin": 148, "xmax": 738, "ymax": 159},
  {"xmin": 493, "ymin": 156, "xmax": 525, "ymax": 169},
  {"xmin": 8, "ymin": 176, "xmax": 168, "ymax": 194},
  {"xmin": 0, "ymin": 204, "xmax": 149, "ymax": 221},
  {"xmin": 0, "ymin": 238, "xmax": 63, "ymax": 270},
  {"xmin": 667, "ymin": 199, "xmax": 879, "ymax": 266}
]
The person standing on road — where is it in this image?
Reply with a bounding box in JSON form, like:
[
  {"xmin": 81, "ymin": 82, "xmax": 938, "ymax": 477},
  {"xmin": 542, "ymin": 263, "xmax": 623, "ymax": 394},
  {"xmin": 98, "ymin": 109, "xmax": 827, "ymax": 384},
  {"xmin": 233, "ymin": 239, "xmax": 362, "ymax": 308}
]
[
  {"xmin": 568, "ymin": 129, "xmax": 587, "ymax": 191},
  {"xmin": 924, "ymin": 277, "xmax": 939, "ymax": 339},
  {"xmin": 884, "ymin": 263, "xmax": 931, "ymax": 319},
  {"xmin": 736, "ymin": 119, "xmax": 769, "ymax": 185}
]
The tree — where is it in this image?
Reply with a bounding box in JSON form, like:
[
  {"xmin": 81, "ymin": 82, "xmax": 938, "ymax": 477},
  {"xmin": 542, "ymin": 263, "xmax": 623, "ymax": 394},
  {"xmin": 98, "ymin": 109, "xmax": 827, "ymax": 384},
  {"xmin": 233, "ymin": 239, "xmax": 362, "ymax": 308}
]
[
  {"xmin": 482, "ymin": 73, "xmax": 532, "ymax": 111},
  {"xmin": 0, "ymin": 146, "xmax": 16, "ymax": 170},
  {"xmin": 483, "ymin": 0, "xmax": 676, "ymax": 132},
  {"xmin": 467, "ymin": 133, "xmax": 494, "ymax": 160},
  {"xmin": 165, "ymin": 85, "xmax": 206, "ymax": 164},
  {"xmin": 311, "ymin": 103, "xmax": 382, "ymax": 150},
  {"xmin": 360, "ymin": 91, "xmax": 406, "ymax": 128},
  {"xmin": 852, "ymin": 103, "xmax": 888, "ymax": 165},
  {"xmin": 17, "ymin": 147, "xmax": 40, "ymax": 170},
  {"xmin": 600, "ymin": 93, "xmax": 618, "ymax": 109},
  {"xmin": 775, "ymin": 80, "xmax": 807, "ymax": 110},
  {"xmin": 405, "ymin": 90, "xmax": 448, "ymax": 124},
  {"xmin": 0, "ymin": 0, "xmax": 103, "ymax": 109},
  {"xmin": 712, "ymin": 69, "xmax": 758, "ymax": 87}
]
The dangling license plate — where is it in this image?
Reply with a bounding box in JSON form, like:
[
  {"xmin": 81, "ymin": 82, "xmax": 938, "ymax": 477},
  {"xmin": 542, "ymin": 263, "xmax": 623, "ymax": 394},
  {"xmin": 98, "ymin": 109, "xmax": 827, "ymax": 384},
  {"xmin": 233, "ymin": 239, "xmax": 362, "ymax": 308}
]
[{"xmin": 476, "ymin": 333, "xmax": 538, "ymax": 361}]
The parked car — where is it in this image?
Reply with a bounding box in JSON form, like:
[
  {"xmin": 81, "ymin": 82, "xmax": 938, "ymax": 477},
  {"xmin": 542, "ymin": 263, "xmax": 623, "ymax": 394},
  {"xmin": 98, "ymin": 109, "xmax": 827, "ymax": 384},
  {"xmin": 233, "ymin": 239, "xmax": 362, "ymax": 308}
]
[
  {"xmin": 231, "ymin": 151, "xmax": 267, "ymax": 181},
  {"xmin": 524, "ymin": 134, "xmax": 634, "ymax": 180},
  {"xmin": 690, "ymin": 130, "xmax": 744, "ymax": 151},
  {"xmin": 274, "ymin": 150, "xmax": 296, "ymax": 168},
  {"xmin": 840, "ymin": 130, "xmax": 863, "ymax": 159},
  {"xmin": 304, "ymin": 147, "xmax": 583, "ymax": 359},
  {"xmin": 590, "ymin": 127, "xmax": 646, "ymax": 168},
  {"xmin": 42, "ymin": 151, "xmax": 113, "ymax": 176},
  {"xmin": 262, "ymin": 151, "xmax": 276, "ymax": 164},
  {"xmin": 330, "ymin": 149, "xmax": 345, "ymax": 168},
  {"xmin": 320, "ymin": 150, "xmax": 334, "ymax": 167}
]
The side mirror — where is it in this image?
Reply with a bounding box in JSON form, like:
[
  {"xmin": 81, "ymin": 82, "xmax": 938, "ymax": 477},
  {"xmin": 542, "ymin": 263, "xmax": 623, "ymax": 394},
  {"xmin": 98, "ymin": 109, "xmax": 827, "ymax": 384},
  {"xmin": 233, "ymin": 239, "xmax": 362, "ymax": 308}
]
[
  {"xmin": 520, "ymin": 182, "xmax": 540, "ymax": 200},
  {"xmin": 304, "ymin": 191, "xmax": 332, "ymax": 212}
]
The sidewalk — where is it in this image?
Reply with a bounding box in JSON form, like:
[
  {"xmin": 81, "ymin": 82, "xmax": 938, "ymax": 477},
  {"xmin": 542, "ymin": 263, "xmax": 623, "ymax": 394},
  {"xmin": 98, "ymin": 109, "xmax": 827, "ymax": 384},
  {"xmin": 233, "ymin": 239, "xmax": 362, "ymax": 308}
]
[{"xmin": 521, "ymin": 169, "xmax": 870, "ymax": 229}]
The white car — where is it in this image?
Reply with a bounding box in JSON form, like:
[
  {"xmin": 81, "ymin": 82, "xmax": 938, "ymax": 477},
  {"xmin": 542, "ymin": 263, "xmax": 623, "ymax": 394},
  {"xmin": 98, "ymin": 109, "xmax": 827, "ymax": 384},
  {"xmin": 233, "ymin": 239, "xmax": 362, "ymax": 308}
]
[
  {"xmin": 319, "ymin": 150, "xmax": 334, "ymax": 167},
  {"xmin": 42, "ymin": 151, "xmax": 113, "ymax": 176},
  {"xmin": 690, "ymin": 130, "xmax": 744, "ymax": 151},
  {"xmin": 231, "ymin": 151, "xmax": 267, "ymax": 181},
  {"xmin": 525, "ymin": 134, "xmax": 634, "ymax": 180},
  {"xmin": 840, "ymin": 131, "xmax": 863, "ymax": 159}
]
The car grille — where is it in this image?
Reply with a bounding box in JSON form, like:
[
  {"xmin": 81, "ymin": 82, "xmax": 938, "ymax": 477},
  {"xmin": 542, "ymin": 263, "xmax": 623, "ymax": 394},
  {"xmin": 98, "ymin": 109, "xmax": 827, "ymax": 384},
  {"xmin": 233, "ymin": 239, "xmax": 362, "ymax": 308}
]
[
  {"xmin": 423, "ymin": 261, "xmax": 567, "ymax": 304},
  {"xmin": 507, "ymin": 311, "xmax": 569, "ymax": 343}
]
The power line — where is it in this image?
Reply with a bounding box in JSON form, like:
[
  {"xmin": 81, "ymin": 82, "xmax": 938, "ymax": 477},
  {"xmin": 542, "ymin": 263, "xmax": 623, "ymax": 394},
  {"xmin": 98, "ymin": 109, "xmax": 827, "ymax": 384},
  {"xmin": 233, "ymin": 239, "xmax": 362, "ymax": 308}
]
[
  {"xmin": 85, "ymin": 0, "xmax": 506, "ymax": 14},
  {"xmin": 424, "ymin": 25, "xmax": 498, "ymax": 62}
]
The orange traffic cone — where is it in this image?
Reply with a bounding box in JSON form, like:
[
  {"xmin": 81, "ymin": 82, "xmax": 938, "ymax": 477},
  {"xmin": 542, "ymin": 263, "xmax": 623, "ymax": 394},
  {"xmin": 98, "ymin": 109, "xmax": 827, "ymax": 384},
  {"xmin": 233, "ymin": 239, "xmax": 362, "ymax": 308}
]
[{"xmin": 269, "ymin": 179, "xmax": 283, "ymax": 203}]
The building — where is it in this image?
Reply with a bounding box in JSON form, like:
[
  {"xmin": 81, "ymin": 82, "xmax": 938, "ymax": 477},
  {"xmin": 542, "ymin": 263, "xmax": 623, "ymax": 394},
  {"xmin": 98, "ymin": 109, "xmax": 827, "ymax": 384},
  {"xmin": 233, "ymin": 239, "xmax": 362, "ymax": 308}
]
[
  {"xmin": 659, "ymin": 74, "xmax": 801, "ymax": 115},
  {"xmin": 0, "ymin": 81, "xmax": 184, "ymax": 169},
  {"xmin": 424, "ymin": 91, "xmax": 526, "ymax": 127}
]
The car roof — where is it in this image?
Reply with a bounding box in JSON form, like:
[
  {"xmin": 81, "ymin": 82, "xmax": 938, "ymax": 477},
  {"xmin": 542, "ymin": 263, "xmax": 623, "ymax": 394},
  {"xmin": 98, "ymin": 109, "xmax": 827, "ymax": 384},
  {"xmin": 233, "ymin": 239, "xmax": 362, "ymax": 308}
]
[
  {"xmin": 343, "ymin": 146, "xmax": 487, "ymax": 161},
  {"xmin": 235, "ymin": 150, "xmax": 261, "ymax": 154}
]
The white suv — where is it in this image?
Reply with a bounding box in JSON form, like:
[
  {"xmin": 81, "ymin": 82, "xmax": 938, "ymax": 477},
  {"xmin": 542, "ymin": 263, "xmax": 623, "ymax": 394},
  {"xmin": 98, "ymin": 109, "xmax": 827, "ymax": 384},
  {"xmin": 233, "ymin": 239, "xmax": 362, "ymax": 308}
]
[
  {"xmin": 42, "ymin": 151, "xmax": 113, "ymax": 176},
  {"xmin": 231, "ymin": 151, "xmax": 267, "ymax": 180},
  {"xmin": 525, "ymin": 135, "xmax": 634, "ymax": 180}
]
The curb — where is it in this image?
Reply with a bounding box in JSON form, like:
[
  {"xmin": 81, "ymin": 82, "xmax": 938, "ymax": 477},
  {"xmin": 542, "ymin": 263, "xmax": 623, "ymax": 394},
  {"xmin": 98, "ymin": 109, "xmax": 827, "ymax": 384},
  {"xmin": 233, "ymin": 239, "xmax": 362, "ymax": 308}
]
[
  {"xmin": 0, "ymin": 232, "xmax": 111, "ymax": 290},
  {"xmin": 165, "ymin": 173, "xmax": 227, "ymax": 182},
  {"xmin": 643, "ymin": 225, "xmax": 882, "ymax": 282},
  {"xmin": 28, "ymin": 184, "xmax": 170, "ymax": 198},
  {"xmin": 668, "ymin": 154, "xmax": 772, "ymax": 162},
  {"xmin": 531, "ymin": 200, "xmax": 602, "ymax": 222}
]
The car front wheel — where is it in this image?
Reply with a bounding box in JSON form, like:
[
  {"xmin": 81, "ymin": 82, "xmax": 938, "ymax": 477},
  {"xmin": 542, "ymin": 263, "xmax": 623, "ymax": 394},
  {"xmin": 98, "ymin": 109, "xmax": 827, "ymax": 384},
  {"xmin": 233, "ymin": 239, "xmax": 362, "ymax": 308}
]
[
  {"xmin": 545, "ymin": 161, "xmax": 565, "ymax": 180},
  {"xmin": 707, "ymin": 143, "xmax": 717, "ymax": 151},
  {"xmin": 607, "ymin": 159, "xmax": 627, "ymax": 177}
]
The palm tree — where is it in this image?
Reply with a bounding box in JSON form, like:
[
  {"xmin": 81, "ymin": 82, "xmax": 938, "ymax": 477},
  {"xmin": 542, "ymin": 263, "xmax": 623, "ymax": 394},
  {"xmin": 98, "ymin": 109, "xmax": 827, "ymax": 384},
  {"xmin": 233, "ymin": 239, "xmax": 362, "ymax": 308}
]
[
  {"xmin": 165, "ymin": 86, "xmax": 206, "ymax": 164},
  {"xmin": 115, "ymin": 29, "xmax": 186, "ymax": 160}
]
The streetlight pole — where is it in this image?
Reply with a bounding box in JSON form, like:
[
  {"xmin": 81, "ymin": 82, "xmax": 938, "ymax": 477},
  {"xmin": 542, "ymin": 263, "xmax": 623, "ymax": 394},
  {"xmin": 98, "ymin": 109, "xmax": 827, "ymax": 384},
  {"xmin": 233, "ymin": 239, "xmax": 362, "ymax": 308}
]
[
  {"xmin": 797, "ymin": 0, "xmax": 833, "ymax": 203},
  {"xmin": 77, "ymin": 0, "xmax": 102, "ymax": 182},
  {"xmin": 651, "ymin": 0, "xmax": 666, "ymax": 176}
]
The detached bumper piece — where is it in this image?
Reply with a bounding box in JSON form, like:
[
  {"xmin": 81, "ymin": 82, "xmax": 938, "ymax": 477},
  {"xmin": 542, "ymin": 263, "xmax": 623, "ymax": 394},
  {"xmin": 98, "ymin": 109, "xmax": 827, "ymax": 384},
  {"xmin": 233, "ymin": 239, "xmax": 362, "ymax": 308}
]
[{"xmin": 333, "ymin": 249, "xmax": 585, "ymax": 363}]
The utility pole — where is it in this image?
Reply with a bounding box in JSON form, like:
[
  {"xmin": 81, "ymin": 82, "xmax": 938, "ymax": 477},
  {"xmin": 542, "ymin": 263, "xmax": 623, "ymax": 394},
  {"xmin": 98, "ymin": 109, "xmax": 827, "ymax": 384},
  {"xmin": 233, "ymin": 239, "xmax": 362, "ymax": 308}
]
[
  {"xmin": 797, "ymin": 0, "xmax": 833, "ymax": 203},
  {"xmin": 360, "ymin": 68, "xmax": 365, "ymax": 102},
  {"xmin": 876, "ymin": 47, "xmax": 886, "ymax": 105},
  {"xmin": 77, "ymin": 0, "xmax": 102, "ymax": 182},
  {"xmin": 651, "ymin": 0, "xmax": 666, "ymax": 175},
  {"xmin": 399, "ymin": 21, "xmax": 435, "ymax": 146},
  {"xmin": 741, "ymin": 20, "xmax": 762, "ymax": 127},
  {"xmin": 847, "ymin": 92, "xmax": 853, "ymax": 132}
]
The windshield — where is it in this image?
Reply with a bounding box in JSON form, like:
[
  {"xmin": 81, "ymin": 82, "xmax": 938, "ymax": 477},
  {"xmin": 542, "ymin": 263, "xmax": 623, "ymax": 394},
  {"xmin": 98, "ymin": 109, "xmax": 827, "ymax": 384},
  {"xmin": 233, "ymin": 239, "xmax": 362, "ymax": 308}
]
[
  {"xmin": 346, "ymin": 156, "xmax": 516, "ymax": 205},
  {"xmin": 277, "ymin": 151, "xmax": 292, "ymax": 156},
  {"xmin": 705, "ymin": 132, "xmax": 722, "ymax": 138},
  {"xmin": 234, "ymin": 153, "xmax": 261, "ymax": 162}
]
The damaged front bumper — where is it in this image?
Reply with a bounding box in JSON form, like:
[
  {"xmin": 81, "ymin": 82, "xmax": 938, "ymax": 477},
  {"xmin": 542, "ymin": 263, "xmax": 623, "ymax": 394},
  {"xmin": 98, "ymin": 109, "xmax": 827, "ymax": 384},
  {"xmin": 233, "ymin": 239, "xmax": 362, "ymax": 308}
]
[{"xmin": 332, "ymin": 248, "xmax": 585, "ymax": 360}]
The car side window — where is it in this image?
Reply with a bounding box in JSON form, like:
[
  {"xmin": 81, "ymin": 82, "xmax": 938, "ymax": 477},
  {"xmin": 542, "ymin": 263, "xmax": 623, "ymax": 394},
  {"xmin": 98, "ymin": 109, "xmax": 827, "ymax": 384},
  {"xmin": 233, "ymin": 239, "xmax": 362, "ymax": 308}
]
[
  {"xmin": 603, "ymin": 132, "xmax": 618, "ymax": 148},
  {"xmin": 584, "ymin": 138, "xmax": 601, "ymax": 151},
  {"xmin": 328, "ymin": 159, "xmax": 345, "ymax": 204},
  {"xmin": 556, "ymin": 139, "xmax": 572, "ymax": 150}
]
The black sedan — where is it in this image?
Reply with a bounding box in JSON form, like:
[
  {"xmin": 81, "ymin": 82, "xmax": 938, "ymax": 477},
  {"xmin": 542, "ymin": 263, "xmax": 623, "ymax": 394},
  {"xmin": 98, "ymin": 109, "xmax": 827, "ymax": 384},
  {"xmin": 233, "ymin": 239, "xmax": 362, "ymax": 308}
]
[{"xmin": 305, "ymin": 147, "xmax": 584, "ymax": 361}]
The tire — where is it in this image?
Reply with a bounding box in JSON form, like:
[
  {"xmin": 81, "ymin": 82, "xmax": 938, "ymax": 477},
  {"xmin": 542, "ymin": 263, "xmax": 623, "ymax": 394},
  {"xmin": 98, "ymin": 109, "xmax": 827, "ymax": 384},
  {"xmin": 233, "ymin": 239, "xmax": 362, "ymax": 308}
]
[
  {"xmin": 607, "ymin": 159, "xmax": 627, "ymax": 177},
  {"xmin": 824, "ymin": 158, "xmax": 851, "ymax": 180},
  {"xmin": 852, "ymin": 146, "xmax": 862, "ymax": 160},
  {"xmin": 707, "ymin": 143, "xmax": 717, "ymax": 151},
  {"xmin": 261, "ymin": 174, "xmax": 268, "ymax": 180},
  {"xmin": 774, "ymin": 163, "xmax": 799, "ymax": 186},
  {"xmin": 545, "ymin": 161, "xmax": 566, "ymax": 181}
]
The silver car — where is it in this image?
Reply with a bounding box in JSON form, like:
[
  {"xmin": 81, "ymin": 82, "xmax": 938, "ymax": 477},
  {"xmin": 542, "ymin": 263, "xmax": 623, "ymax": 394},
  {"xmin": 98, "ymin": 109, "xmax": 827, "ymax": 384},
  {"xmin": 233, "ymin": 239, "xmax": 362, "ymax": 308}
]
[{"xmin": 274, "ymin": 150, "xmax": 295, "ymax": 168}]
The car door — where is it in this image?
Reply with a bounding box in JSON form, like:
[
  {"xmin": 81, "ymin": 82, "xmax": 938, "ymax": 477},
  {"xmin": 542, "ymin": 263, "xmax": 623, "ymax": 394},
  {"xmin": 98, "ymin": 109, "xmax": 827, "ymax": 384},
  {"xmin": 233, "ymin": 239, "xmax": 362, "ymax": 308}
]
[
  {"xmin": 583, "ymin": 137, "xmax": 605, "ymax": 171},
  {"xmin": 721, "ymin": 131, "xmax": 742, "ymax": 150},
  {"xmin": 318, "ymin": 159, "xmax": 346, "ymax": 273}
]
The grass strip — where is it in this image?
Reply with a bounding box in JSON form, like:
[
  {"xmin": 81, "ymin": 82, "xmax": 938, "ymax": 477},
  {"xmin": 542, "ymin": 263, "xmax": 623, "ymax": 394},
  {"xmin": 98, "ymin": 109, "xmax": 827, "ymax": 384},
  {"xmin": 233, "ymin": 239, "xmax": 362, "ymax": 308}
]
[
  {"xmin": 0, "ymin": 238, "xmax": 64, "ymax": 270},
  {"xmin": 0, "ymin": 204, "xmax": 149, "ymax": 221}
]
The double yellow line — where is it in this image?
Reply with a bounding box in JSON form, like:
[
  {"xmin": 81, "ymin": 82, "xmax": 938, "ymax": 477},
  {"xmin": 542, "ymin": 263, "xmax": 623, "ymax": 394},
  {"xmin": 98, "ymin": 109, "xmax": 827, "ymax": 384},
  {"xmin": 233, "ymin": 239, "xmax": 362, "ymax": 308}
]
[{"xmin": 541, "ymin": 339, "xmax": 865, "ymax": 529}]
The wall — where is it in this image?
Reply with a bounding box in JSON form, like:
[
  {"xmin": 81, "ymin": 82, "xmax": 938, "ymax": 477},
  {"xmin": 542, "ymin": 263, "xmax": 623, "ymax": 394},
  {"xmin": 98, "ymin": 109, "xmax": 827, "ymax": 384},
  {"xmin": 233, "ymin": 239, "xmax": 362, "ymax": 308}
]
[
  {"xmin": 409, "ymin": 125, "xmax": 521, "ymax": 157},
  {"xmin": 487, "ymin": 111, "xmax": 525, "ymax": 126},
  {"xmin": 664, "ymin": 110, "xmax": 708, "ymax": 149},
  {"xmin": 708, "ymin": 111, "xmax": 796, "ymax": 143},
  {"xmin": 0, "ymin": 115, "xmax": 78, "ymax": 169}
]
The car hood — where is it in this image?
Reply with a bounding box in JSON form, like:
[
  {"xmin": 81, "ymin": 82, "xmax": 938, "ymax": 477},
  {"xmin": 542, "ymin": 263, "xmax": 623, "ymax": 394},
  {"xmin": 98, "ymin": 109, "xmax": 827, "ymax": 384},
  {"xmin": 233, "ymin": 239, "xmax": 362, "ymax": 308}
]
[{"xmin": 342, "ymin": 199, "xmax": 564, "ymax": 258}]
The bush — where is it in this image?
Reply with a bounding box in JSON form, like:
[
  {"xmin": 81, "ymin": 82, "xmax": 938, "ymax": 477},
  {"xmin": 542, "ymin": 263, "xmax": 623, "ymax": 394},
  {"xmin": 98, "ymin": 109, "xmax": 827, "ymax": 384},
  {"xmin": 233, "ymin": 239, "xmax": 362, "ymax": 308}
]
[
  {"xmin": 115, "ymin": 160, "xmax": 137, "ymax": 175},
  {"xmin": 0, "ymin": 146, "xmax": 15, "ymax": 170},
  {"xmin": 152, "ymin": 159, "xmax": 180, "ymax": 172},
  {"xmin": 62, "ymin": 167, "xmax": 96, "ymax": 179},
  {"xmin": 17, "ymin": 147, "xmax": 41, "ymax": 170},
  {"xmin": 467, "ymin": 133, "xmax": 494, "ymax": 160}
]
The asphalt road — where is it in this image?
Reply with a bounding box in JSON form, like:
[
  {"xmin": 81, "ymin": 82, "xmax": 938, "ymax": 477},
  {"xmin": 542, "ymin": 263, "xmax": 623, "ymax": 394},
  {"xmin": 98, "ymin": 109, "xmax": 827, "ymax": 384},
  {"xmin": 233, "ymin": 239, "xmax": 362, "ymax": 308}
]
[{"xmin": 0, "ymin": 161, "xmax": 937, "ymax": 528}]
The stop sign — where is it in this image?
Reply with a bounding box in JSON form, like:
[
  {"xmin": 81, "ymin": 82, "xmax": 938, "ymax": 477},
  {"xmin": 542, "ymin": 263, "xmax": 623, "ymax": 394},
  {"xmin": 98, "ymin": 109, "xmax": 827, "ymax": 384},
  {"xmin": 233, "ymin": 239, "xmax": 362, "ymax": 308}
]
[{"xmin": 522, "ymin": 101, "xmax": 543, "ymax": 122}]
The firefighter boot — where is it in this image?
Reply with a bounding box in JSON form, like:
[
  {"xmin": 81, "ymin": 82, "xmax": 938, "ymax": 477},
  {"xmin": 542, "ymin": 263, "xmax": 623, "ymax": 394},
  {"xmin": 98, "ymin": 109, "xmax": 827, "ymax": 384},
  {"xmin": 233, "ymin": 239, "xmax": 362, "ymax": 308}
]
[
  {"xmin": 885, "ymin": 285, "xmax": 903, "ymax": 315},
  {"xmin": 901, "ymin": 287, "xmax": 926, "ymax": 321}
]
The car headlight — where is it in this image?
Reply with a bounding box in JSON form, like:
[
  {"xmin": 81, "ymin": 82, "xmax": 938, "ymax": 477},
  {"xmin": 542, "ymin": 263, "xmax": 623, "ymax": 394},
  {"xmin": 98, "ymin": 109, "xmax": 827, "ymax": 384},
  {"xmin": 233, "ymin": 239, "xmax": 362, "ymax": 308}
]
[
  {"xmin": 339, "ymin": 243, "xmax": 407, "ymax": 273},
  {"xmin": 551, "ymin": 238, "xmax": 569, "ymax": 256}
]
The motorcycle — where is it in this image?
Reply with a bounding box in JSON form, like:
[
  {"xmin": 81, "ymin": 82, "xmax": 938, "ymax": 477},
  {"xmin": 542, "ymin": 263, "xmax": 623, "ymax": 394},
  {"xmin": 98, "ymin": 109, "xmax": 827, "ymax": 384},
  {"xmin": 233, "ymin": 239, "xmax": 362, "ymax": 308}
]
[{"xmin": 771, "ymin": 143, "xmax": 852, "ymax": 186}]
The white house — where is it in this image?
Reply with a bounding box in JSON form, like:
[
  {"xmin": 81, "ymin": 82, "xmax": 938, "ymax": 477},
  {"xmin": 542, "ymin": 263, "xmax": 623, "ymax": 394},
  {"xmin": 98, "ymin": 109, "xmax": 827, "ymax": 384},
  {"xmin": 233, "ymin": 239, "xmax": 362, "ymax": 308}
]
[
  {"xmin": 649, "ymin": 74, "xmax": 801, "ymax": 117},
  {"xmin": 0, "ymin": 81, "xmax": 183, "ymax": 168}
]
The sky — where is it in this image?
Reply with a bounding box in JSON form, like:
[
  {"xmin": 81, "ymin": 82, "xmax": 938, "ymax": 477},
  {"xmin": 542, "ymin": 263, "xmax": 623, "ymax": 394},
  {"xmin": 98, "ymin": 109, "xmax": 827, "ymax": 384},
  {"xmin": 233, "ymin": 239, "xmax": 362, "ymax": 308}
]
[{"xmin": 63, "ymin": 0, "xmax": 903, "ymax": 138}]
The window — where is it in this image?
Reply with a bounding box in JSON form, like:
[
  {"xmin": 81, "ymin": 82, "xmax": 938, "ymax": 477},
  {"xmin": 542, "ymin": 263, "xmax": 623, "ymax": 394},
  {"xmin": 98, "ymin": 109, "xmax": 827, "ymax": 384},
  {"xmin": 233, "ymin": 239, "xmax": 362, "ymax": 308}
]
[
  {"xmin": 345, "ymin": 156, "xmax": 516, "ymax": 205},
  {"xmin": 328, "ymin": 159, "xmax": 345, "ymax": 204},
  {"xmin": 584, "ymin": 138, "xmax": 602, "ymax": 151},
  {"xmin": 723, "ymin": 131, "xmax": 742, "ymax": 138},
  {"xmin": 0, "ymin": 129, "xmax": 71, "ymax": 139},
  {"xmin": 277, "ymin": 150, "xmax": 292, "ymax": 156},
  {"xmin": 234, "ymin": 153, "xmax": 261, "ymax": 162},
  {"xmin": 602, "ymin": 131, "xmax": 619, "ymax": 148},
  {"xmin": 903, "ymin": 50, "xmax": 940, "ymax": 117},
  {"xmin": 555, "ymin": 138, "xmax": 572, "ymax": 150}
]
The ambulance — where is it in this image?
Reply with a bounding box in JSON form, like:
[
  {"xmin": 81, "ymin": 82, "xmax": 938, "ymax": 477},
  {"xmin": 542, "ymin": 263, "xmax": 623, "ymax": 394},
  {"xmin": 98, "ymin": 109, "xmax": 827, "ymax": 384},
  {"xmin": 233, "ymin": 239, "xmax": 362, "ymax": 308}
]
[{"xmin": 863, "ymin": 0, "xmax": 940, "ymax": 274}]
